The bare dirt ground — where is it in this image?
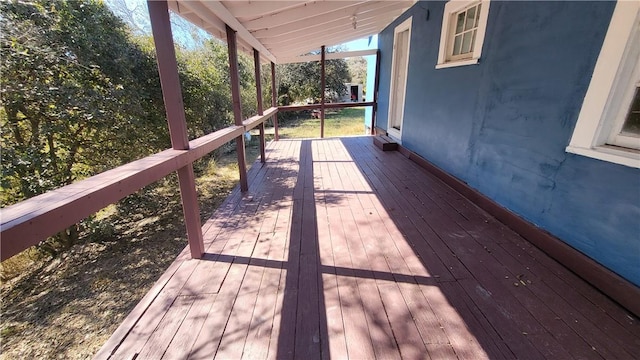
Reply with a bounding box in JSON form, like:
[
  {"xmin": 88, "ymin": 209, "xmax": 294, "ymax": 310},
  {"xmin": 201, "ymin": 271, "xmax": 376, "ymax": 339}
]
[{"xmin": 0, "ymin": 149, "xmax": 254, "ymax": 359}]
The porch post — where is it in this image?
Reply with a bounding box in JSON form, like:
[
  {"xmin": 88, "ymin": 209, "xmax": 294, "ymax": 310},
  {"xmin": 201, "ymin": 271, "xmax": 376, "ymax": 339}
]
[
  {"xmin": 320, "ymin": 45, "xmax": 326, "ymax": 138},
  {"xmin": 147, "ymin": 0, "xmax": 204, "ymax": 258},
  {"xmin": 371, "ymin": 49, "xmax": 381, "ymax": 135},
  {"xmin": 254, "ymin": 49, "xmax": 266, "ymax": 163},
  {"xmin": 271, "ymin": 62, "xmax": 279, "ymax": 141},
  {"xmin": 226, "ymin": 25, "xmax": 249, "ymax": 192}
]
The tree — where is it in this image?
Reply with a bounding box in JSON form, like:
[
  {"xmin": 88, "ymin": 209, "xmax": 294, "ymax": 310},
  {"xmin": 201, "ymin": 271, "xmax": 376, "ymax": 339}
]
[
  {"xmin": 177, "ymin": 39, "xmax": 259, "ymax": 132},
  {"xmin": 276, "ymin": 51, "xmax": 350, "ymax": 104},
  {"xmin": 346, "ymin": 56, "xmax": 367, "ymax": 88},
  {"xmin": 1, "ymin": 0, "xmax": 268, "ymax": 256},
  {"xmin": 105, "ymin": 0, "xmax": 210, "ymax": 49},
  {"xmin": 0, "ymin": 0, "xmax": 168, "ymax": 252}
]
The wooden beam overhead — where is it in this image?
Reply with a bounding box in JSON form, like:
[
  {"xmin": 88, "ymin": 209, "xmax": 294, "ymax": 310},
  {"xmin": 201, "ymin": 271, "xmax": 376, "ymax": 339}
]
[
  {"xmin": 264, "ymin": 14, "xmax": 395, "ymax": 49},
  {"xmin": 279, "ymin": 49, "xmax": 378, "ymax": 64},
  {"xmin": 174, "ymin": 1, "xmax": 226, "ymax": 34},
  {"xmin": 259, "ymin": 15, "xmax": 389, "ymax": 47},
  {"xmin": 171, "ymin": 0, "xmax": 416, "ymax": 63},
  {"xmin": 273, "ymin": 25, "xmax": 390, "ymax": 58},
  {"xmin": 225, "ymin": 1, "xmax": 306, "ymax": 21},
  {"xmin": 204, "ymin": 1, "xmax": 277, "ymax": 63},
  {"xmin": 251, "ymin": 2, "xmax": 406, "ymax": 40},
  {"xmin": 242, "ymin": 1, "xmax": 366, "ymax": 31}
]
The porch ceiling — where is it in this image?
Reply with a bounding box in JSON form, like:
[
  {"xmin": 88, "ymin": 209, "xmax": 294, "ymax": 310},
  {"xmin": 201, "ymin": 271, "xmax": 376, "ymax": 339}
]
[{"xmin": 168, "ymin": 1, "xmax": 416, "ymax": 63}]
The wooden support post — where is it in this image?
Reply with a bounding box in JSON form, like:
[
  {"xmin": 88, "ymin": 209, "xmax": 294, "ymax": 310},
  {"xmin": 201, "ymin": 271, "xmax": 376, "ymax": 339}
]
[
  {"xmin": 147, "ymin": 0, "xmax": 204, "ymax": 259},
  {"xmin": 320, "ymin": 45, "xmax": 326, "ymax": 138},
  {"xmin": 227, "ymin": 25, "xmax": 248, "ymax": 192},
  {"xmin": 254, "ymin": 49, "xmax": 266, "ymax": 163},
  {"xmin": 371, "ymin": 49, "xmax": 381, "ymax": 135},
  {"xmin": 271, "ymin": 62, "xmax": 279, "ymax": 141}
]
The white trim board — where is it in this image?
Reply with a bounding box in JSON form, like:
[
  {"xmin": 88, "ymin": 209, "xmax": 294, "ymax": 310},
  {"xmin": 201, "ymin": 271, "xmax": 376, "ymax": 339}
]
[
  {"xmin": 279, "ymin": 49, "xmax": 378, "ymax": 64},
  {"xmin": 436, "ymin": 0, "xmax": 490, "ymax": 69},
  {"xmin": 566, "ymin": 1, "xmax": 640, "ymax": 168},
  {"xmin": 387, "ymin": 17, "xmax": 413, "ymax": 143}
]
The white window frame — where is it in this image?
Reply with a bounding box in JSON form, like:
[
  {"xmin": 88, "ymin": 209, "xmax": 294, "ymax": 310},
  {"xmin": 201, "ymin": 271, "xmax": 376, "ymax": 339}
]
[
  {"xmin": 566, "ymin": 1, "xmax": 640, "ymax": 169},
  {"xmin": 436, "ymin": 0, "xmax": 491, "ymax": 69},
  {"xmin": 387, "ymin": 17, "xmax": 412, "ymax": 142}
]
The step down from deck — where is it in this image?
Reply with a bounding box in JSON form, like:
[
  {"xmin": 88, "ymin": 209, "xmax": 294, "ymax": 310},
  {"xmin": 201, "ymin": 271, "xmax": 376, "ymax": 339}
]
[{"xmin": 373, "ymin": 135, "xmax": 398, "ymax": 151}]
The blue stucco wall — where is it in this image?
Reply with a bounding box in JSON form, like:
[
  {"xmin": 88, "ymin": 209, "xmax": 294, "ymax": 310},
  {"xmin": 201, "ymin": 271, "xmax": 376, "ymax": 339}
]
[{"xmin": 377, "ymin": 1, "xmax": 640, "ymax": 286}]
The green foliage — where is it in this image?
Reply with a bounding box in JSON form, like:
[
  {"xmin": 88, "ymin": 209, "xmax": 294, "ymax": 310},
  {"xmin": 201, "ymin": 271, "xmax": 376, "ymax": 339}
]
[
  {"xmin": 276, "ymin": 51, "xmax": 350, "ymax": 103},
  {"xmin": 175, "ymin": 40, "xmax": 232, "ymax": 137},
  {"xmin": 0, "ymin": 0, "xmax": 264, "ymax": 255},
  {"xmin": 0, "ymin": 1, "xmax": 261, "ymax": 208},
  {"xmin": 346, "ymin": 56, "xmax": 368, "ymax": 89},
  {"xmin": 0, "ymin": 0, "xmax": 168, "ymax": 206}
]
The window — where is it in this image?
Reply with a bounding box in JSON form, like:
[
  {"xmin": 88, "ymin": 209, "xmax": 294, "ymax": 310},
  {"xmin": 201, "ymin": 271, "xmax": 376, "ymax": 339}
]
[
  {"xmin": 436, "ymin": 0, "xmax": 491, "ymax": 69},
  {"xmin": 608, "ymin": 82, "xmax": 640, "ymax": 149},
  {"xmin": 566, "ymin": 1, "xmax": 640, "ymax": 168}
]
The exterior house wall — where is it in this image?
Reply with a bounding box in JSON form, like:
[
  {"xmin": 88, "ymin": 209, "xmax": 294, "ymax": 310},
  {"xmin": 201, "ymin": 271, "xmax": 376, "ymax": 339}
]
[{"xmin": 377, "ymin": 1, "xmax": 640, "ymax": 286}]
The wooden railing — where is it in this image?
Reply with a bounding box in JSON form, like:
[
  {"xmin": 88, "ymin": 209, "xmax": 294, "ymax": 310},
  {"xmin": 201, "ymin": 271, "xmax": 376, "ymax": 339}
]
[
  {"xmin": 278, "ymin": 101, "xmax": 375, "ymax": 112},
  {"xmin": 0, "ymin": 0, "xmax": 381, "ymax": 263},
  {"xmin": 278, "ymin": 101, "xmax": 377, "ymax": 138},
  {"xmin": 0, "ymin": 108, "xmax": 277, "ymax": 261}
]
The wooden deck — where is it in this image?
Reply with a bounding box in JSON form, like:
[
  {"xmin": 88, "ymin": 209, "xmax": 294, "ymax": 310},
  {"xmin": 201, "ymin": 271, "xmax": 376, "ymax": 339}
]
[{"xmin": 96, "ymin": 136, "xmax": 640, "ymax": 360}]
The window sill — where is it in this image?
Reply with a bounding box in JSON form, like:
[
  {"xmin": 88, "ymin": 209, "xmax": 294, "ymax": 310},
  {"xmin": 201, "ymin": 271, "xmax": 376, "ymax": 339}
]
[
  {"xmin": 435, "ymin": 58, "xmax": 479, "ymax": 69},
  {"xmin": 565, "ymin": 144, "xmax": 640, "ymax": 168}
]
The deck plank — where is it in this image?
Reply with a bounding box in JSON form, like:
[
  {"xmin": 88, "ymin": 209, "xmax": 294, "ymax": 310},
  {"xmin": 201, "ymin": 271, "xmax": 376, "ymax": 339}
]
[
  {"xmin": 137, "ymin": 295, "xmax": 194, "ymax": 359},
  {"xmin": 99, "ymin": 136, "xmax": 640, "ymax": 360},
  {"xmin": 161, "ymin": 294, "xmax": 217, "ymax": 359},
  {"xmin": 390, "ymin": 149, "xmax": 638, "ymax": 358}
]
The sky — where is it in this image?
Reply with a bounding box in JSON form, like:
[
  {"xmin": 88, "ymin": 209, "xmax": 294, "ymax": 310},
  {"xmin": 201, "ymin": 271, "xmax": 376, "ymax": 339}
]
[{"xmin": 343, "ymin": 36, "xmax": 379, "ymax": 51}]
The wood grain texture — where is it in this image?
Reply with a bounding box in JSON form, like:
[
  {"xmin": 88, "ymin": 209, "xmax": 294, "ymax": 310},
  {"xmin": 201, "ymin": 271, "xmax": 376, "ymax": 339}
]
[{"xmin": 97, "ymin": 137, "xmax": 640, "ymax": 360}]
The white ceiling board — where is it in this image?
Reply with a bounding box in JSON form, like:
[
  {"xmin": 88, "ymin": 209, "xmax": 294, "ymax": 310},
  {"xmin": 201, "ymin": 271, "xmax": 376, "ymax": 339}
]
[
  {"xmin": 224, "ymin": 1, "xmax": 308, "ymax": 21},
  {"xmin": 269, "ymin": 19, "xmax": 395, "ymax": 56},
  {"xmin": 175, "ymin": 1, "xmax": 226, "ymax": 34},
  {"xmin": 251, "ymin": 2, "xmax": 406, "ymax": 40},
  {"xmin": 274, "ymin": 29, "xmax": 385, "ymax": 58},
  {"xmin": 279, "ymin": 49, "xmax": 378, "ymax": 64},
  {"xmin": 171, "ymin": 0, "xmax": 417, "ymax": 63},
  {"xmin": 241, "ymin": 1, "xmax": 367, "ymax": 31},
  {"xmin": 201, "ymin": 1, "xmax": 277, "ymax": 62},
  {"xmin": 259, "ymin": 11, "xmax": 401, "ymax": 47}
]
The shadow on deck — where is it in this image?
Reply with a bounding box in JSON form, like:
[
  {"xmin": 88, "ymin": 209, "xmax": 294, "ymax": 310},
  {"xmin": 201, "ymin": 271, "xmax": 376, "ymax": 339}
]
[{"xmin": 96, "ymin": 136, "xmax": 640, "ymax": 360}]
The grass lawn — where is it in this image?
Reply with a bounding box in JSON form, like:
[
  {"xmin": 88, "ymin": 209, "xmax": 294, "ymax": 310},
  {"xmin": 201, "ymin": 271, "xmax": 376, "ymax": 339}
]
[{"xmin": 277, "ymin": 107, "xmax": 367, "ymax": 139}]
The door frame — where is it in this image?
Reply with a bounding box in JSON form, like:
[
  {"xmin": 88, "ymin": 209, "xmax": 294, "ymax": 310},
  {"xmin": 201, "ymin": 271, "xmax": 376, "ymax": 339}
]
[{"xmin": 387, "ymin": 17, "xmax": 412, "ymax": 142}]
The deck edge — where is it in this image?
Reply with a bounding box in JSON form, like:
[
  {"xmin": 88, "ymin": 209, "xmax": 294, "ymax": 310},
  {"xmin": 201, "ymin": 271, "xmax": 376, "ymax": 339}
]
[{"xmin": 396, "ymin": 145, "xmax": 640, "ymax": 317}]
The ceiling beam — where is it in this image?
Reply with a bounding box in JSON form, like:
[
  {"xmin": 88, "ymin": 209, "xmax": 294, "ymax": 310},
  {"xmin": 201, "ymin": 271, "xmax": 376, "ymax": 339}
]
[
  {"xmin": 259, "ymin": 12, "xmax": 400, "ymax": 47},
  {"xmin": 174, "ymin": 1, "xmax": 226, "ymax": 36},
  {"xmin": 251, "ymin": 2, "xmax": 407, "ymax": 40},
  {"xmin": 279, "ymin": 49, "xmax": 378, "ymax": 64},
  {"xmin": 267, "ymin": 17, "xmax": 394, "ymax": 53},
  {"xmin": 200, "ymin": 1, "xmax": 277, "ymax": 63},
  {"xmin": 272, "ymin": 25, "xmax": 387, "ymax": 58},
  {"xmin": 224, "ymin": 1, "xmax": 308, "ymax": 21},
  {"xmin": 242, "ymin": 1, "xmax": 367, "ymax": 31}
]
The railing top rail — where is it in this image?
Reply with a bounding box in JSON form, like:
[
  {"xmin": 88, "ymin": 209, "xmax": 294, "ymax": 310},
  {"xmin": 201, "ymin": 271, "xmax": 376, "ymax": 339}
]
[
  {"xmin": 278, "ymin": 102, "xmax": 374, "ymax": 112},
  {"xmin": 0, "ymin": 107, "xmax": 278, "ymax": 261}
]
